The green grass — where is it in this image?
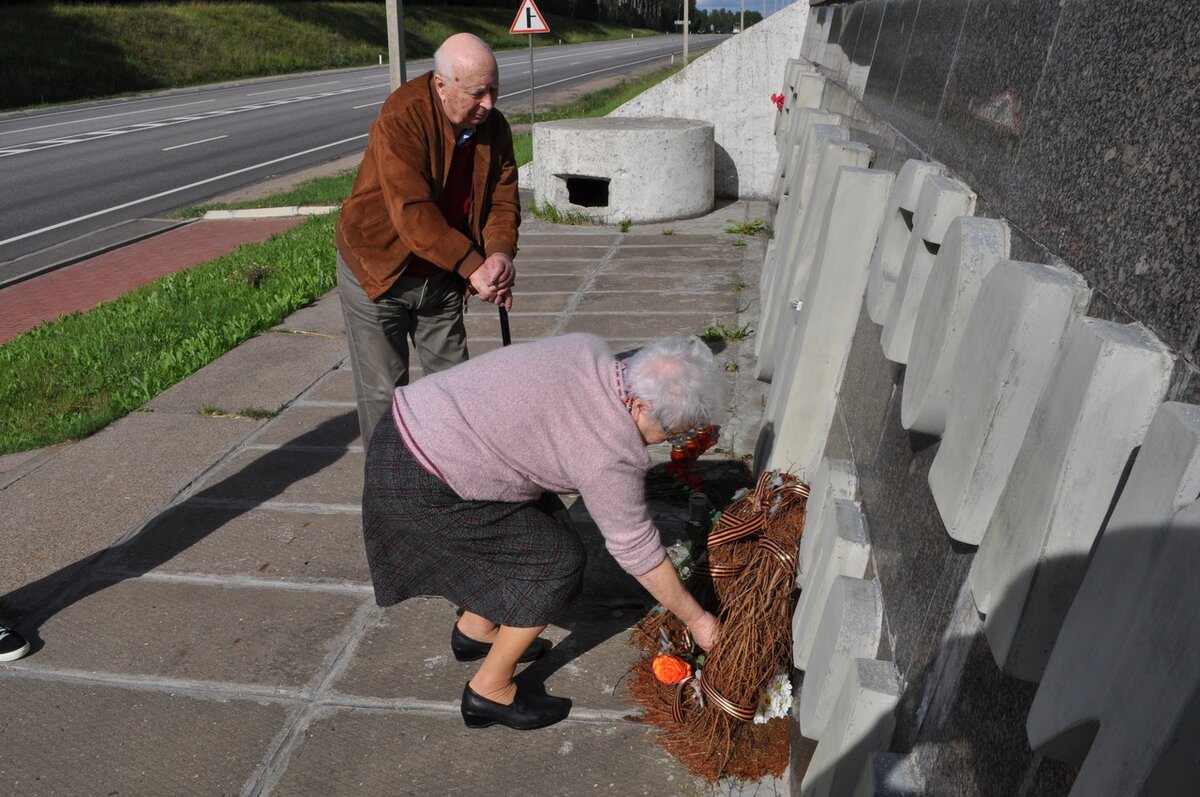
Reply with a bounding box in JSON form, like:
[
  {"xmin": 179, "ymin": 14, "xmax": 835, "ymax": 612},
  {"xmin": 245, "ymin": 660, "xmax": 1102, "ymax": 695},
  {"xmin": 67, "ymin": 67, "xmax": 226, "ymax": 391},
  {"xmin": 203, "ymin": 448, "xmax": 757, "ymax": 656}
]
[
  {"xmin": 181, "ymin": 170, "xmax": 359, "ymax": 218},
  {"xmin": 700, "ymin": 321, "xmax": 752, "ymax": 343},
  {"xmin": 529, "ymin": 203, "xmax": 593, "ymax": 225},
  {"xmin": 0, "ymin": 3, "xmax": 660, "ymax": 110},
  {"xmin": 725, "ymin": 218, "xmax": 766, "ymax": 235},
  {"xmin": 0, "ymin": 215, "xmax": 338, "ymax": 454}
]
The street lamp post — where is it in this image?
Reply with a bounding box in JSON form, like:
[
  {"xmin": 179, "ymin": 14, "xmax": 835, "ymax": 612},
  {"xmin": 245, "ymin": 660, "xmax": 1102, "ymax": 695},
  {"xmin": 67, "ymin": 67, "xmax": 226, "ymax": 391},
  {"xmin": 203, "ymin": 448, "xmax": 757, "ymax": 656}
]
[
  {"xmin": 386, "ymin": 0, "xmax": 408, "ymax": 90},
  {"xmin": 683, "ymin": 0, "xmax": 689, "ymax": 64}
]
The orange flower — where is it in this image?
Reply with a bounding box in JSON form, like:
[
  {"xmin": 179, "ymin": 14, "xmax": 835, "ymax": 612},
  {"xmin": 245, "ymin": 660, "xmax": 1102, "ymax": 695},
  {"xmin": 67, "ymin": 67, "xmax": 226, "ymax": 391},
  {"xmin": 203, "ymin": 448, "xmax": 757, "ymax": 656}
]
[{"xmin": 652, "ymin": 654, "xmax": 692, "ymax": 684}]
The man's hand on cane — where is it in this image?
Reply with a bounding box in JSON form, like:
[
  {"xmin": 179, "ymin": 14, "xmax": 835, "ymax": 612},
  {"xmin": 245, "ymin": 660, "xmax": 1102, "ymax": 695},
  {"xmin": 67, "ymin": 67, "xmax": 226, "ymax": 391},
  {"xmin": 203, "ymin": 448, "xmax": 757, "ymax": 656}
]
[{"xmin": 469, "ymin": 253, "xmax": 515, "ymax": 310}]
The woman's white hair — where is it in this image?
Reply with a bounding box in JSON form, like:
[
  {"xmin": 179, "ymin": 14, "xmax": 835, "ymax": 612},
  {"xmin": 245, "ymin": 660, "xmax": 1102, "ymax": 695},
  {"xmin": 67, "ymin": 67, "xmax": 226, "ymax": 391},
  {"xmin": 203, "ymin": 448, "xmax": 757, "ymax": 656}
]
[{"xmin": 625, "ymin": 336, "xmax": 725, "ymax": 432}]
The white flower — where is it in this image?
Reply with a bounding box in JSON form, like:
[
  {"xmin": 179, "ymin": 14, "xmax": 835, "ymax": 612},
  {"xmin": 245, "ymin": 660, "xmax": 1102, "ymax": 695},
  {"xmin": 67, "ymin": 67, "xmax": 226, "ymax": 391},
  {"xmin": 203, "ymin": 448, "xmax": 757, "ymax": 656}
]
[{"xmin": 753, "ymin": 672, "xmax": 793, "ymax": 724}]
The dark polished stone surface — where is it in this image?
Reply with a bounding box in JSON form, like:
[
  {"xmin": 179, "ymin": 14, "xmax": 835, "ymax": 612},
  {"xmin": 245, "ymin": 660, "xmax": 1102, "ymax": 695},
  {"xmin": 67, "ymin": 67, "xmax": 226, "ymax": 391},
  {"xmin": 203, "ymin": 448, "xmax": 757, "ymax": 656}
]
[
  {"xmin": 860, "ymin": 0, "xmax": 920, "ymax": 125},
  {"xmin": 923, "ymin": 630, "xmax": 1073, "ymax": 797},
  {"xmin": 836, "ymin": 297, "xmax": 902, "ymax": 469},
  {"xmin": 929, "ymin": 0, "xmax": 1064, "ymax": 198},
  {"xmin": 1007, "ymin": 2, "xmax": 1200, "ymax": 364},
  {"xmin": 852, "ymin": 1, "xmax": 886, "ymax": 71},
  {"xmin": 890, "ymin": 0, "xmax": 972, "ymax": 154}
]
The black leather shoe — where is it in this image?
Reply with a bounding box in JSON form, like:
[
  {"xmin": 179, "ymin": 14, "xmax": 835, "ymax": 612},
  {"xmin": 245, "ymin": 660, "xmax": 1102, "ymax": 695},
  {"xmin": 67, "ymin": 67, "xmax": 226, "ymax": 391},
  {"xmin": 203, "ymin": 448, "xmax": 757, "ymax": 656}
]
[
  {"xmin": 450, "ymin": 625, "xmax": 551, "ymax": 663},
  {"xmin": 460, "ymin": 683, "xmax": 571, "ymax": 730}
]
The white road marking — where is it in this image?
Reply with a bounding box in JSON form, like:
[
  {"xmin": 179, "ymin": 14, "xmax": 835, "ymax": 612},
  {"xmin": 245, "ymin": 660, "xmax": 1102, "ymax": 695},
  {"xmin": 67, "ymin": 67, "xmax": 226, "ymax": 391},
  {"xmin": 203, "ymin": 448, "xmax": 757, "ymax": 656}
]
[
  {"xmin": 246, "ymin": 79, "xmax": 342, "ymax": 97},
  {"xmin": 0, "ymin": 84, "xmax": 388, "ymax": 158},
  {"xmin": 498, "ymin": 52, "xmax": 674, "ymax": 100},
  {"xmin": 353, "ymin": 101, "xmax": 385, "ymax": 110},
  {"xmin": 0, "ymin": 99, "xmax": 217, "ymax": 138},
  {"xmin": 0, "ymin": 134, "xmax": 368, "ymax": 247},
  {"xmin": 162, "ymin": 134, "xmax": 229, "ymax": 151}
]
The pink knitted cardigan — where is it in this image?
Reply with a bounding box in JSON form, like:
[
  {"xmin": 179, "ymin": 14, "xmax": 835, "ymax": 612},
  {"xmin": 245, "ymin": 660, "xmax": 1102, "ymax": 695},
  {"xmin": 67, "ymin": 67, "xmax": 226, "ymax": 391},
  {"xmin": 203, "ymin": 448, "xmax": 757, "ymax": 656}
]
[{"xmin": 391, "ymin": 333, "xmax": 666, "ymax": 576}]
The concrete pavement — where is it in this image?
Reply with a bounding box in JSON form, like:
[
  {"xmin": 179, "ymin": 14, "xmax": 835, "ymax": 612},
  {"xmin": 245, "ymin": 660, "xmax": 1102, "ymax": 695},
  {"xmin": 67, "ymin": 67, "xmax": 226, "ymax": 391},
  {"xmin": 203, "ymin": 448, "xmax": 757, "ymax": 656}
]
[{"xmin": 0, "ymin": 198, "xmax": 777, "ymax": 796}]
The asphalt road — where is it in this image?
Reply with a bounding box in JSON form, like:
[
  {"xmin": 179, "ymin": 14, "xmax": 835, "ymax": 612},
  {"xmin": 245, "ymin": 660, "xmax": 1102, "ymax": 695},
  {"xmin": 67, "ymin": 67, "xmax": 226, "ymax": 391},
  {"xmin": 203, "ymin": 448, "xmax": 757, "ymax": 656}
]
[{"xmin": 0, "ymin": 35, "xmax": 727, "ymax": 280}]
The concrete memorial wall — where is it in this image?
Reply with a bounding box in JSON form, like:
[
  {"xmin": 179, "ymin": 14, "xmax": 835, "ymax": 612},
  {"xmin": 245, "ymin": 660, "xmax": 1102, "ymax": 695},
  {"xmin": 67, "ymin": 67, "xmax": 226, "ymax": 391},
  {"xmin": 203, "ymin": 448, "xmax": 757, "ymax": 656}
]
[{"xmin": 755, "ymin": 2, "xmax": 1199, "ymax": 793}]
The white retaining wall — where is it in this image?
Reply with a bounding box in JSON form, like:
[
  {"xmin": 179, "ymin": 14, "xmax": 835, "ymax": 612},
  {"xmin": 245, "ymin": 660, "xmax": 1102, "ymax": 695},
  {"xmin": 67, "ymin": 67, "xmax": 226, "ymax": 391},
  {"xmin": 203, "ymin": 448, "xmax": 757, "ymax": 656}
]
[{"xmin": 610, "ymin": 4, "xmax": 809, "ymax": 199}]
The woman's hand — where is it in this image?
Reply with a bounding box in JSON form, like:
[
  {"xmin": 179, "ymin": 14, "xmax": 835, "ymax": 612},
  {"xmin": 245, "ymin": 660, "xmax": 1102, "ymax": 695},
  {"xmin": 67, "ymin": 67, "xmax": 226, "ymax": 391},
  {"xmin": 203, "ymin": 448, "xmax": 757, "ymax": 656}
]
[
  {"xmin": 687, "ymin": 610, "xmax": 720, "ymax": 652},
  {"xmin": 633, "ymin": 559, "xmax": 720, "ymax": 651}
]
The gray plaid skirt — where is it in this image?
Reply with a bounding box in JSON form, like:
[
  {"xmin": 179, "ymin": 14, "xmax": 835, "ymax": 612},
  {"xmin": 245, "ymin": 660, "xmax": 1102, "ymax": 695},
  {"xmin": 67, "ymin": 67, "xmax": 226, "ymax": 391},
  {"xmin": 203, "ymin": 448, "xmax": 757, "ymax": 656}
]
[{"xmin": 362, "ymin": 416, "xmax": 586, "ymax": 628}]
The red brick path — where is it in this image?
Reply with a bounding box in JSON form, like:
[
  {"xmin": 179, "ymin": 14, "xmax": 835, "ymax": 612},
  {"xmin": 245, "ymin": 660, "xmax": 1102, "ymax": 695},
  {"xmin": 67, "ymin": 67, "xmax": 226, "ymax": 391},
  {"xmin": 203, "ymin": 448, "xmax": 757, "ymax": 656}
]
[{"xmin": 0, "ymin": 218, "xmax": 304, "ymax": 344}]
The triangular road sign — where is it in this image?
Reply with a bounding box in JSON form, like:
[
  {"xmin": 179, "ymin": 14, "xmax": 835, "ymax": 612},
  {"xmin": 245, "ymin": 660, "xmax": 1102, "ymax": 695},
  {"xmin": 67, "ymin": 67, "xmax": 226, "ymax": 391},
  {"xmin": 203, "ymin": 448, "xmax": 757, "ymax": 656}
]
[{"xmin": 510, "ymin": 0, "xmax": 550, "ymax": 34}]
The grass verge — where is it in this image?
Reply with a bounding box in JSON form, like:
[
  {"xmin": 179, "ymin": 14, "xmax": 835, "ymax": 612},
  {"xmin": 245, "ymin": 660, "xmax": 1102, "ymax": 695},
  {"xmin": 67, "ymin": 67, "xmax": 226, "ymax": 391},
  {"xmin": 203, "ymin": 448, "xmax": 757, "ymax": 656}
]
[
  {"xmin": 181, "ymin": 171, "xmax": 359, "ymax": 218},
  {"xmin": 0, "ymin": 215, "xmax": 337, "ymax": 454}
]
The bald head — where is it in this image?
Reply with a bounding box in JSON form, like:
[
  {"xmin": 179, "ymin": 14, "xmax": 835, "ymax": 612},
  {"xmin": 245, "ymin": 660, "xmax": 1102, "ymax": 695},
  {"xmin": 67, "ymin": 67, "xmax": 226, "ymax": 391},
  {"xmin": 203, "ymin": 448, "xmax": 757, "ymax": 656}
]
[
  {"xmin": 434, "ymin": 33, "xmax": 497, "ymax": 81},
  {"xmin": 433, "ymin": 33, "xmax": 500, "ymax": 133}
]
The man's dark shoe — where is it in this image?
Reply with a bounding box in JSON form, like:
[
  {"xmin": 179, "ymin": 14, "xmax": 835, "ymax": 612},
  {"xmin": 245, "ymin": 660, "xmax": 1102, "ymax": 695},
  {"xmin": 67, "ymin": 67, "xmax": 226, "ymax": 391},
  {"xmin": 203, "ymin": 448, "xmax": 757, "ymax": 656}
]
[
  {"xmin": 450, "ymin": 625, "xmax": 551, "ymax": 663},
  {"xmin": 460, "ymin": 683, "xmax": 570, "ymax": 730},
  {"xmin": 0, "ymin": 625, "xmax": 30, "ymax": 662}
]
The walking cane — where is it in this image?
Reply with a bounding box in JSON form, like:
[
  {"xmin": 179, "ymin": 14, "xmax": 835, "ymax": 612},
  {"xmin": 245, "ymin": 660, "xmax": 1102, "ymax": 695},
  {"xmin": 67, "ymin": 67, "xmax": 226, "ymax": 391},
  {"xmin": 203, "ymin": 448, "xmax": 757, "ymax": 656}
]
[{"xmin": 499, "ymin": 306, "xmax": 512, "ymax": 346}]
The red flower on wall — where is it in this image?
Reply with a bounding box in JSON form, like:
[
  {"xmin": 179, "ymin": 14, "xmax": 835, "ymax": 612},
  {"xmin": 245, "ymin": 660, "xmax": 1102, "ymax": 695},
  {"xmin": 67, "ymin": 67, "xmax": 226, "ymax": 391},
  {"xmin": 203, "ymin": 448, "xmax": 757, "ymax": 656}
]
[{"xmin": 770, "ymin": 93, "xmax": 785, "ymax": 112}]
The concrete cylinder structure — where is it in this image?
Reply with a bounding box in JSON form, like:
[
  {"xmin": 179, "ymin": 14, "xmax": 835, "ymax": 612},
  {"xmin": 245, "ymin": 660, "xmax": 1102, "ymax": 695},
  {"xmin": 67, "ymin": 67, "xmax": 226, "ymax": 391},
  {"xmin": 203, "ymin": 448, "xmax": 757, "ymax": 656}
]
[{"xmin": 531, "ymin": 117, "xmax": 714, "ymax": 224}]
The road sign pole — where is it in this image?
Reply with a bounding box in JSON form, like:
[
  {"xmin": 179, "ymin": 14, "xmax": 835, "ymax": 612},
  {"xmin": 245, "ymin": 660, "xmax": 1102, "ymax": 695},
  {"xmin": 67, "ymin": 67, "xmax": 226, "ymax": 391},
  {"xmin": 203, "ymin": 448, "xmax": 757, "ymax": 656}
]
[
  {"xmin": 511, "ymin": 0, "xmax": 549, "ymax": 120},
  {"xmin": 683, "ymin": 0, "xmax": 689, "ymax": 64}
]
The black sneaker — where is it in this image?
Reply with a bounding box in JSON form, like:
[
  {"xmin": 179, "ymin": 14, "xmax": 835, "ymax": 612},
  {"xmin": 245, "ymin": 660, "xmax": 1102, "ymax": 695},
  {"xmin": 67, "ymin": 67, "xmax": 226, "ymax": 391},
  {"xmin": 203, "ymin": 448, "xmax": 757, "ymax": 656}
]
[{"xmin": 0, "ymin": 625, "xmax": 30, "ymax": 662}]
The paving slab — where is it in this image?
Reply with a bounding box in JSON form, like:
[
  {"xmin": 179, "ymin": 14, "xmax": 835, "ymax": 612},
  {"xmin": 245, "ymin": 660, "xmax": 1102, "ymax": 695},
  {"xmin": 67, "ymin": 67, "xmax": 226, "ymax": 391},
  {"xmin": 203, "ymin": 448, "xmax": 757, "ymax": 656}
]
[
  {"xmin": 613, "ymin": 242, "xmax": 737, "ymax": 257},
  {"xmin": 0, "ymin": 678, "xmax": 287, "ymax": 796},
  {"xmin": 0, "ymin": 444, "xmax": 65, "ymax": 491},
  {"xmin": 0, "ymin": 413, "xmax": 253, "ymax": 608},
  {"xmin": 576, "ymin": 290, "xmax": 740, "ymax": 314},
  {"xmin": 517, "ymin": 249, "xmax": 612, "ymax": 264},
  {"xmin": 333, "ymin": 596, "xmax": 647, "ymax": 712},
  {"xmin": 495, "ymin": 291, "xmax": 574, "ymax": 313},
  {"xmin": 195, "ymin": 447, "xmax": 365, "ymax": 507},
  {"xmin": 275, "ymin": 292, "xmax": 347, "ymax": 335},
  {"xmin": 147, "ymin": 331, "xmax": 348, "ymax": 415},
  {"xmin": 514, "ymin": 274, "xmax": 589, "ymax": 292},
  {"xmin": 618, "ymin": 234, "xmax": 734, "ymax": 247},
  {"xmin": 519, "ymin": 233, "xmax": 621, "ymax": 246},
  {"xmin": 269, "ymin": 708, "xmax": 704, "ymax": 796},
  {"xmin": 254, "ymin": 404, "xmax": 362, "ymax": 448},
  {"xmin": 303, "ymin": 368, "xmax": 358, "ymax": 403},
  {"xmin": 605, "ymin": 257, "xmax": 740, "ymax": 273},
  {"xmin": 465, "ymin": 311, "xmax": 560, "ymax": 340},
  {"xmin": 23, "ymin": 577, "xmax": 364, "ymax": 686},
  {"xmin": 562, "ymin": 313, "xmax": 734, "ymax": 339},
  {"xmin": 111, "ymin": 503, "xmax": 370, "ymax": 583},
  {"xmin": 512, "ymin": 258, "xmax": 604, "ymax": 274},
  {"xmin": 591, "ymin": 272, "xmax": 740, "ymax": 292}
]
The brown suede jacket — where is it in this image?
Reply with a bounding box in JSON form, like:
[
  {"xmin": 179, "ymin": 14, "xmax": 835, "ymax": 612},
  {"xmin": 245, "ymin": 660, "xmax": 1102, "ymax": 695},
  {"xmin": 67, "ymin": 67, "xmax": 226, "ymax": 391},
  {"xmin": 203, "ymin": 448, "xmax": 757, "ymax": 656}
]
[{"xmin": 336, "ymin": 72, "xmax": 520, "ymax": 301}]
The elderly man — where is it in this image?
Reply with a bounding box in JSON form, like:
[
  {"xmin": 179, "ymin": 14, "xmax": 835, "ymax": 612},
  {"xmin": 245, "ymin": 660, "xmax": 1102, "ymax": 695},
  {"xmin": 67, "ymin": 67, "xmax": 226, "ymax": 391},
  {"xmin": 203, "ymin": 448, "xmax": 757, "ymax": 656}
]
[{"xmin": 336, "ymin": 33, "xmax": 519, "ymax": 444}]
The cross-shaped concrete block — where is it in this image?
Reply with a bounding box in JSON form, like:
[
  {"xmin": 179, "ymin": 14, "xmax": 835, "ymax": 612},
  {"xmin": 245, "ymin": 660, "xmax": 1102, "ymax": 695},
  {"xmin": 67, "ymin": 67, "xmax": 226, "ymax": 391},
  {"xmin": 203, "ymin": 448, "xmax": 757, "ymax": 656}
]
[
  {"xmin": 1026, "ymin": 402, "xmax": 1200, "ymax": 795},
  {"xmin": 879, "ymin": 174, "xmax": 977, "ymax": 364},
  {"xmin": 969, "ymin": 317, "xmax": 1173, "ymax": 681},
  {"xmin": 901, "ymin": 216, "xmax": 1010, "ymax": 435},
  {"xmin": 865, "ymin": 159, "xmax": 948, "ymax": 324},
  {"xmin": 929, "ymin": 260, "xmax": 1090, "ymax": 545}
]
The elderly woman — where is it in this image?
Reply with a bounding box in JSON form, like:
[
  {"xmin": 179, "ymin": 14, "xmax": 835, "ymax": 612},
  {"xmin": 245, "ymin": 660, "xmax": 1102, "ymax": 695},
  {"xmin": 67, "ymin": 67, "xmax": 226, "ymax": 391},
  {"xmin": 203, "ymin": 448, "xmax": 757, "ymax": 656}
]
[{"xmin": 361, "ymin": 332, "xmax": 723, "ymax": 731}]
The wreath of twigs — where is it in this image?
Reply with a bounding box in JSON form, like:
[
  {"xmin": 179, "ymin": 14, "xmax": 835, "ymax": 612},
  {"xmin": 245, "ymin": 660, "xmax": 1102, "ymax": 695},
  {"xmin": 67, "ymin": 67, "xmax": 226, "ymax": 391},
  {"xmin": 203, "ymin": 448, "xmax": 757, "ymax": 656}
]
[{"xmin": 627, "ymin": 470, "xmax": 809, "ymax": 781}]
